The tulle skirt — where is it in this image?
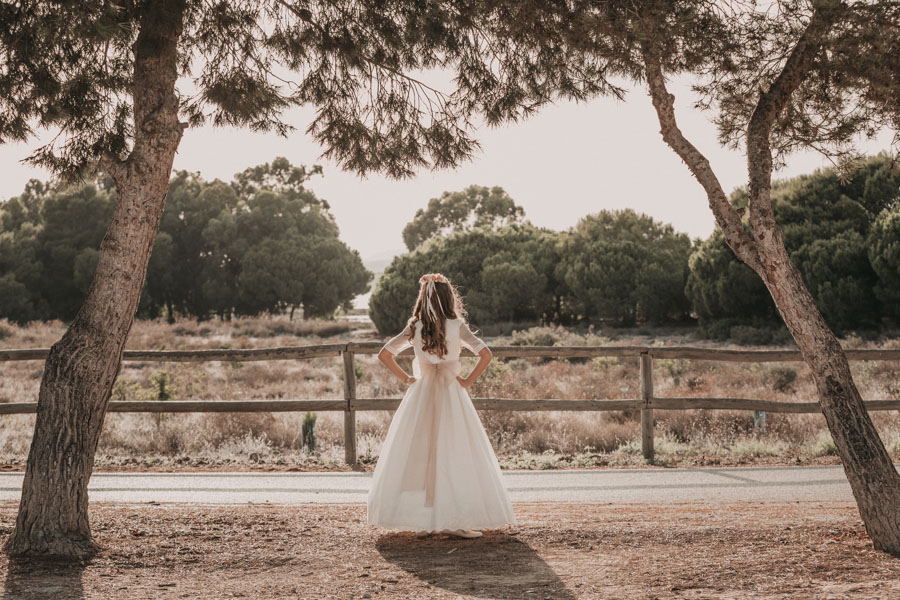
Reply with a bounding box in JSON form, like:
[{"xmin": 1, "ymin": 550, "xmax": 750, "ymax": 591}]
[{"xmin": 367, "ymin": 358, "xmax": 516, "ymax": 532}]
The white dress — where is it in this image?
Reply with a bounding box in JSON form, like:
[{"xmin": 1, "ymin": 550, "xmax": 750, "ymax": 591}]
[{"xmin": 367, "ymin": 318, "xmax": 516, "ymax": 533}]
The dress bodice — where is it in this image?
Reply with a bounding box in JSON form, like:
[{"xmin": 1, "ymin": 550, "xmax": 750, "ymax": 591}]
[{"xmin": 381, "ymin": 318, "xmax": 487, "ymax": 364}]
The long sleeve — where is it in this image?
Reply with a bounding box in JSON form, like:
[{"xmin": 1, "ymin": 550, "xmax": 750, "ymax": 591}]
[
  {"xmin": 381, "ymin": 322, "xmax": 413, "ymax": 356},
  {"xmin": 459, "ymin": 320, "xmax": 487, "ymax": 354}
]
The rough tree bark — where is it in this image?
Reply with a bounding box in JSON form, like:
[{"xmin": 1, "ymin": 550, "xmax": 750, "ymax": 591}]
[
  {"xmin": 3, "ymin": 0, "xmax": 188, "ymax": 558},
  {"xmin": 641, "ymin": 3, "xmax": 900, "ymax": 553}
]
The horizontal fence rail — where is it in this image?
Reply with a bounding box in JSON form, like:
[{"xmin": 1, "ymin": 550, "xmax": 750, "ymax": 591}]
[{"xmin": 3, "ymin": 343, "xmax": 899, "ymax": 462}]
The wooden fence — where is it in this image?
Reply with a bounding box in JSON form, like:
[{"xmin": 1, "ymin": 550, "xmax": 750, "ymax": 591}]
[{"xmin": 3, "ymin": 343, "xmax": 900, "ymax": 463}]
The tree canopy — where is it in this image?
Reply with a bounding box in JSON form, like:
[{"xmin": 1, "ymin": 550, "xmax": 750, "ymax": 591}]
[
  {"xmin": 402, "ymin": 185, "xmax": 526, "ymax": 251},
  {"xmin": 370, "ymin": 224, "xmax": 562, "ymax": 334},
  {"xmin": 558, "ymin": 210, "xmax": 692, "ymax": 326},
  {"xmin": 686, "ymin": 155, "xmax": 900, "ymax": 334},
  {"xmin": 373, "ymin": 159, "xmax": 900, "ymax": 337},
  {"xmin": 0, "ymin": 158, "xmax": 371, "ymax": 322},
  {"xmin": 0, "ymin": 179, "xmax": 114, "ymax": 322},
  {"xmin": 0, "ymin": 1, "xmax": 617, "ymax": 181},
  {"xmin": 371, "ymin": 191, "xmax": 695, "ymax": 334}
]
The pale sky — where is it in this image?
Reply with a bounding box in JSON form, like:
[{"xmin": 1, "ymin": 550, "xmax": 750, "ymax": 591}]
[{"xmin": 0, "ymin": 76, "xmax": 893, "ymax": 263}]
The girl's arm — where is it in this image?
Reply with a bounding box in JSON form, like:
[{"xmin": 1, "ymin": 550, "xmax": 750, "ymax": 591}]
[
  {"xmin": 457, "ymin": 320, "xmax": 491, "ymax": 389},
  {"xmin": 378, "ymin": 349, "xmax": 415, "ymax": 384},
  {"xmin": 378, "ymin": 322, "xmax": 415, "ymax": 384},
  {"xmin": 457, "ymin": 346, "xmax": 492, "ymax": 389}
]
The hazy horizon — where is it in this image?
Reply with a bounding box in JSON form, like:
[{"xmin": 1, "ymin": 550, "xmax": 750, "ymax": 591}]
[{"xmin": 0, "ymin": 76, "xmax": 894, "ymax": 264}]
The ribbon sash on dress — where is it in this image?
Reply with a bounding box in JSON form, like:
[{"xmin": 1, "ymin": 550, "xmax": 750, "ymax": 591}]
[{"xmin": 400, "ymin": 358, "xmax": 461, "ymax": 508}]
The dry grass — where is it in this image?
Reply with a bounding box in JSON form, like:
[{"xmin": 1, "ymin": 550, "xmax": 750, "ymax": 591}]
[
  {"xmin": 1, "ymin": 501, "xmax": 899, "ymax": 599},
  {"xmin": 2, "ymin": 319, "xmax": 900, "ymax": 470}
]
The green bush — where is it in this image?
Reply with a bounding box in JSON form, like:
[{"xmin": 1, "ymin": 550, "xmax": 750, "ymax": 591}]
[
  {"xmin": 337, "ymin": 360, "xmax": 366, "ymax": 382},
  {"xmin": 698, "ymin": 318, "xmax": 792, "ymax": 346},
  {"xmin": 805, "ymin": 431, "xmax": 837, "ymax": 457},
  {"xmin": 592, "ymin": 356, "xmax": 620, "ymax": 370},
  {"xmin": 506, "ymin": 358, "xmax": 532, "ymax": 371},
  {"xmin": 729, "ymin": 325, "xmax": 792, "ymax": 346},
  {"xmin": 301, "ymin": 412, "xmax": 317, "ymax": 452},
  {"xmin": 698, "ymin": 318, "xmax": 742, "ymax": 341},
  {"xmin": 509, "ymin": 326, "xmax": 560, "ymax": 347},
  {"xmin": 887, "ymin": 436, "xmax": 900, "ymax": 454},
  {"xmin": 764, "ymin": 366, "xmax": 798, "ymax": 393},
  {"xmin": 151, "ymin": 371, "xmax": 173, "ymax": 402},
  {"xmin": 730, "ymin": 438, "xmax": 788, "ymax": 457}
]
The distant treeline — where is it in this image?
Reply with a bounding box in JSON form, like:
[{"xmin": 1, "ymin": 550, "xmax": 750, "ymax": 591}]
[
  {"xmin": 0, "ymin": 158, "xmax": 371, "ymax": 323},
  {"xmin": 4, "ymin": 155, "xmax": 899, "ymax": 334},
  {"xmin": 369, "ymin": 155, "xmax": 900, "ymax": 337}
]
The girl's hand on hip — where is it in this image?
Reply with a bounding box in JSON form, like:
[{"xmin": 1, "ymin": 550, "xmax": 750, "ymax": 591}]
[
  {"xmin": 456, "ymin": 375, "xmax": 471, "ymax": 389},
  {"xmin": 404, "ymin": 375, "xmax": 416, "ymax": 385}
]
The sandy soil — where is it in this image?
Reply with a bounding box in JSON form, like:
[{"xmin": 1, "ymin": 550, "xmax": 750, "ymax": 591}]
[{"xmin": 2, "ymin": 501, "xmax": 899, "ymax": 599}]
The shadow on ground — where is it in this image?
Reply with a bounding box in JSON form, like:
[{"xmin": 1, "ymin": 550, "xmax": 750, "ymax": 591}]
[
  {"xmin": 376, "ymin": 530, "xmax": 574, "ymax": 600},
  {"xmin": 2, "ymin": 558, "xmax": 85, "ymax": 600}
]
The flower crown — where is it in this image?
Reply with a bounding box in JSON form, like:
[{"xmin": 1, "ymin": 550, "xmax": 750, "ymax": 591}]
[
  {"xmin": 418, "ymin": 273, "xmax": 449, "ymax": 320},
  {"xmin": 419, "ymin": 273, "xmax": 448, "ymax": 285}
]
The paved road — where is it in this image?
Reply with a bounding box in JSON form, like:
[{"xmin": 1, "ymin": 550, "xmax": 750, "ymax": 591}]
[{"xmin": 0, "ymin": 465, "xmax": 857, "ymax": 505}]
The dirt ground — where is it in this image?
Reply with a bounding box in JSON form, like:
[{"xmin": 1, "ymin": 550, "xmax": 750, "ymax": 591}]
[{"xmin": 1, "ymin": 502, "xmax": 899, "ymax": 599}]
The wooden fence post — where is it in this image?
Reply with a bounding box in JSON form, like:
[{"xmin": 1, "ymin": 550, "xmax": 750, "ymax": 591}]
[
  {"xmin": 341, "ymin": 350, "xmax": 358, "ymax": 465},
  {"xmin": 640, "ymin": 352, "xmax": 655, "ymax": 461}
]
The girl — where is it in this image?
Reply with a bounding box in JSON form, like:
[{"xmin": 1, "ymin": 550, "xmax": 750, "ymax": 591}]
[{"xmin": 367, "ymin": 273, "xmax": 516, "ymax": 538}]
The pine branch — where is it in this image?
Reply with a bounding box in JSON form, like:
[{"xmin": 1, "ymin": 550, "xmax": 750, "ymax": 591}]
[
  {"xmin": 745, "ymin": 0, "xmax": 845, "ymax": 236},
  {"xmin": 640, "ymin": 40, "xmax": 762, "ymax": 273}
]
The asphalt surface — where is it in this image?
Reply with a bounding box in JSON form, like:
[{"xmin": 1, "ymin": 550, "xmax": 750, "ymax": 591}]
[{"xmin": 0, "ymin": 465, "xmax": 856, "ymax": 505}]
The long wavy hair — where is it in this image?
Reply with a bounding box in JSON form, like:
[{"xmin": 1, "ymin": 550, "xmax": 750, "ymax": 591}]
[{"xmin": 408, "ymin": 273, "xmax": 467, "ymax": 358}]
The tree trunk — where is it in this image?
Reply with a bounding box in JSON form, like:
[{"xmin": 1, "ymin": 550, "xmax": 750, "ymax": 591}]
[
  {"xmin": 740, "ymin": 0, "xmax": 900, "ymax": 552},
  {"xmin": 640, "ymin": 5, "xmax": 900, "ymax": 552},
  {"xmin": 3, "ymin": 0, "xmax": 187, "ymax": 559},
  {"xmin": 754, "ymin": 233, "xmax": 900, "ymax": 552}
]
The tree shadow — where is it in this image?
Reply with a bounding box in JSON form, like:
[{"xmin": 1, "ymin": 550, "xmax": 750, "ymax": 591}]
[
  {"xmin": 2, "ymin": 557, "xmax": 86, "ymax": 600},
  {"xmin": 376, "ymin": 531, "xmax": 575, "ymax": 600}
]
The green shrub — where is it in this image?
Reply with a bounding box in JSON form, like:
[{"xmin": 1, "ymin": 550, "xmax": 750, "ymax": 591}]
[
  {"xmin": 657, "ymin": 358, "xmax": 690, "ymax": 384},
  {"xmin": 509, "ymin": 326, "xmax": 559, "ymax": 347},
  {"xmin": 482, "ymin": 361, "xmax": 511, "ymax": 382},
  {"xmin": 337, "ymin": 360, "xmax": 366, "ymax": 382},
  {"xmin": 698, "ymin": 318, "xmax": 792, "ymax": 346},
  {"xmin": 730, "ymin": 438, "xmax": 788, "ymax": 457},
  {"xmin": 616, "ymin": 439, "xmax": 641, "ymax": 455},
  {"xmin": 730, "ymin": 325, "xmax": 775, "ymax": 346},
  {"xmin": 302, "ymin": 412, "xmax": 317, "ymax": 452},
  {"xmin": 592, "ymin": 356, "xmax": 619, "ymax": 371},
  {"xmin": 151, "ymin": 371, "xmax": 173, "ymax": 402},
  {"xmin": 805, "ymin": 431, "xmax": 837, "ymax": 457},
  {"xmin": 764, "ymin": 366, "xmax": 798, "ymax": 393},
  {"xmin": 698, "ymin": 318, "xmax": 740, "ymax": 341},
  {"xmin": 729, "ymin": 324, "xmax": 792, "ymax": 346},
  {"xmin": 112, "ymin": 377, "xmax": 142, "ymax": 402},
  {"xmin": 315, "ymin": 323, "xmax": 354, "ymax": 338},
  {"xmin": 887, "ymin": 436, "xmax": 900, "ymax": 454},
  {"xmin": 506, "ymin": 358, "xmax": 531, "ymax": 372}
]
